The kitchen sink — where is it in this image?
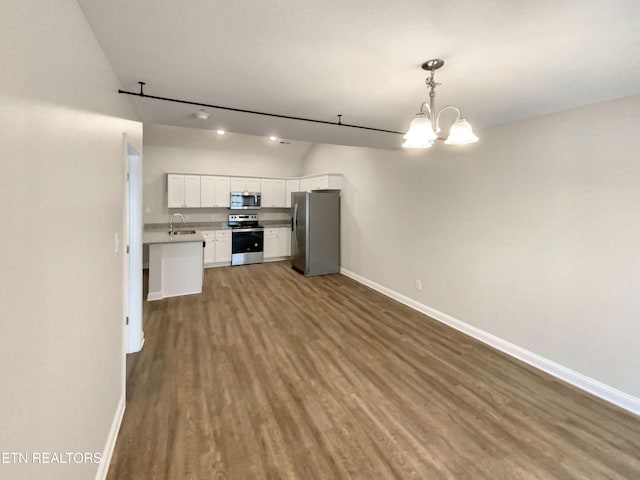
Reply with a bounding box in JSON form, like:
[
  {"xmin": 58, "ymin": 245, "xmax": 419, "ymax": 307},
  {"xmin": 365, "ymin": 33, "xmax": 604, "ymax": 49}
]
[{"xmin": 169, "ymin": 229, "xmax": 197, "ymax": 235}]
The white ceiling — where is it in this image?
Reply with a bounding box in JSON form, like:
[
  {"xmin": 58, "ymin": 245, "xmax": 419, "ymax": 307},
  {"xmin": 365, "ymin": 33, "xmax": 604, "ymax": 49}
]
[{"xmin": 78, "ymin": 0, "xmax": 640, "ymax": 150}]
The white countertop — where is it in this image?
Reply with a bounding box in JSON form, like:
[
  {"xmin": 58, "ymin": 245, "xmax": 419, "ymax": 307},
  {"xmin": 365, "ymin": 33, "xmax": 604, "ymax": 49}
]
[{"xmin": 143, "ymin": 230, "xmax": 204, "ymax": 245}]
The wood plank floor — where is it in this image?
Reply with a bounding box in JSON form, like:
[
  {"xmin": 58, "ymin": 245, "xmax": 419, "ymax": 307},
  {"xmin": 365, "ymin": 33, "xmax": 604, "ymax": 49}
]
[{"xmin": 108, "ymin": 261, "xmax": 640, "ymax": 479}]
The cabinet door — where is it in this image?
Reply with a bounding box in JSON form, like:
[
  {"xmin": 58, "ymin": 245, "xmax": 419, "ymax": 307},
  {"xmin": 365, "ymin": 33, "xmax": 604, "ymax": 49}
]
[
  {"xmin": 271, "ymin": 179, "xmax": 286, "ymax": 207},
  {"xmin": 204, "ymin": 240, "xmax": 216, "ymax": 264},
  {"xmin": 261, "ymin": 179, "xmax": 273, "ymax": 207},
  {"xmin": 299, "ymin": 178, "xmax": 312, "ymax": 192},
  {"xmin": 200, "ymin": 176, "xmax": 216, "ymax": 207},
  {"xmin": 214, "ymin": 237, "xmax": 231, "ymax": 262},
  {"xmin": 245, "ymin": 178, "xmax": 261, "ymax": 192},
  {"xmin": 215, "ymin": 177, "xmax": 230, "ymax": 207},
  {"xmin": 167, "ymin": 174, "xmax": 185, "ymax": 208},
  {"xmin": 277, "ymin": 227, "xmax": 291, "ymax": 257},
  {"xmin": 230, "ymin": 177, "xmax": 245, "ymax": 192},
  {"xmin": 312, "ymin": 175, "xmax": 329, "ymax": 191},
  {"xmin": 326, "ymin": 174, "xmax": 342, "ymax": 190},
  {"xmin": 285, "ymin": 179, "xmax": 299, "ymax": 208},
  {"xmin": 183, "ymin": 175, "xmax": 201, "ymax": 207},
  {"xmin": 264, "ymin": 230, "xmax": 278, "ymax": 259}
]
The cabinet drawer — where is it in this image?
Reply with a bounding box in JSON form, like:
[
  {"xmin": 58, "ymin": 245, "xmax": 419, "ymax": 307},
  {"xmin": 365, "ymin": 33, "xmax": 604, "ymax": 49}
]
[
  {"xmin": 215, "ymin": 230, "xmax": 231, "ymax": 239},
  {"xmin": 201, "ymin": 230, "xmax": 216, "ymax": 240}
]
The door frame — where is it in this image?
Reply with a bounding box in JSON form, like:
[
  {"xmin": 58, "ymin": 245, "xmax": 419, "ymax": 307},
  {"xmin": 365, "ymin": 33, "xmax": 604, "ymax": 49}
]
[{"xmin": 123, "ymin": 134, "xmax": 143, "ymax": 355}]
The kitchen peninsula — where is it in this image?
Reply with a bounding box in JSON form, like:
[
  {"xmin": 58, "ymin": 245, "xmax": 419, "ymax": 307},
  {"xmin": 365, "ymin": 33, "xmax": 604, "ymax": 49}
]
[{"xmin": 143, "ymin": 229, "xmax": 204, "ymax": 301}]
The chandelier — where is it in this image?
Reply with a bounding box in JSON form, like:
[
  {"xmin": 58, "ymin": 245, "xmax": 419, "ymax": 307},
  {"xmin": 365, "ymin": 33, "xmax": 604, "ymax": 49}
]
[{"xmin": 403, "ymin": 59, "xmax": 479, "ymax": 149}]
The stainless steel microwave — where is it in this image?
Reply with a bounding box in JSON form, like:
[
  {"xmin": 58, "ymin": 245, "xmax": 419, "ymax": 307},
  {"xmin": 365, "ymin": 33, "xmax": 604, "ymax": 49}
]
[{"xmin": 230, "ymin": 191, "xmax": 261, "ymax": 209}]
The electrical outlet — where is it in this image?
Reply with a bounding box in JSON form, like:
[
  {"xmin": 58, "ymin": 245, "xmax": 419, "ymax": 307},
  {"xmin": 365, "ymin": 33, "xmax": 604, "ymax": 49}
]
[
  {"xmin": 145, "ymin": 206, "xmax": 151, "ymax": 214},
  {"xmin": 415, "ymin": 280, "xmax": 422, "ymax": 291}
]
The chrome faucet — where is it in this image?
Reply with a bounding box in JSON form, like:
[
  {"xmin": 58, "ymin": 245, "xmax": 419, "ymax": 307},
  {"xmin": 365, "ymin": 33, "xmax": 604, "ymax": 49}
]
[{"xmin": 169, "ymin": 213, "xmax": 186, "ymax": 235}]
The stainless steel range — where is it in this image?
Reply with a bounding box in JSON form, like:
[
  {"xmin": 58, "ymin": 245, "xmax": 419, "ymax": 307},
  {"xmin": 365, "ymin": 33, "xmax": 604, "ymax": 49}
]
[{"xmin": 229, "ymin": 214, "xmax": 264, "ymax": 266}]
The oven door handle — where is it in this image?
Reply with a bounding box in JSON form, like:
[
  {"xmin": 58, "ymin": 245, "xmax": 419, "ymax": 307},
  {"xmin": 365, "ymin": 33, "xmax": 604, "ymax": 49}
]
[{"xmin": 232, "ymin": 227, "xmax": 264, "ymax": 233}]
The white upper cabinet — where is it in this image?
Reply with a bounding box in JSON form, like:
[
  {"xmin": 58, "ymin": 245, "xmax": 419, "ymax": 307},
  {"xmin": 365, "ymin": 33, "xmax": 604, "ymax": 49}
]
[
  {"xmin": 285, "ymin": 179, "xmax": 300, "ymax": 208},
  {"xmin": 183, "ymin": 175, "xmax": 201, "ymax": 207},
  {"xmin": 245, "ymin": 178, "xmax": 261, "ymax": 193},
  {"xmin": 299, "ymin": 174, "xmax": 342, "ymax": 192},
  {"xmin": 215, "ymin": 177, "xmax": 231, "ymax": 207},
  {"xmin": 200, "ymin": 176, "xmax": 216, "ymax": 207},
  {"xmin": 167, "ymin": 174, "xmax": 185, "ymax": 208},
  {"xmin": 169, "ymin": 173, "xmax": 340, "ymax": 208},
  {"xmin": 168, "ymin": 174, "xmax": 201, "ymax": 208},
  {"xmin": 229, "ymin": 177, "xmax": 244, "ymax": 192},
  {"xmin": 230, "ymin": 177, "xmax": 261, "ymax": 193},
  {"xmin": 201, "ymin": 176, "xmax": 231, "ymax": 208},
  {"xmin": 261, "ymin": 178, "xmax": 286, "ymax": 208}
]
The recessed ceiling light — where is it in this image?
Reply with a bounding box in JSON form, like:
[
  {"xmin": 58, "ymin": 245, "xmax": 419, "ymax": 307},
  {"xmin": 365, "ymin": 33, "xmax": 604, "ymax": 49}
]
[
  {"xmin": 268, "ymin": 136, "xmax": 278, "ymax": 142},
  {"xmin": 216, "ymin": 129, "xmax": 225, "ymax": 135},
  {"xmin": 195, "ymin": 109, "xmax": 210, "ymax": 120}
]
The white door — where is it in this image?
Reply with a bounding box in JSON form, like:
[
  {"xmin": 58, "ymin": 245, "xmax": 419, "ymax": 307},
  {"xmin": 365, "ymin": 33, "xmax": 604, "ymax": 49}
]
[
  {"xmin": 201, "ymin": 176, "xmax": 216, "ymax": 207},
  {"xmin": 167, "ymin": 174, "xmax": 184, "ymax": 207},
  {"xmin": 299, "ymin": 178, "xmax": 312, "ymax": 192},
  {"xmin": 230, "ymin": 177, "xmax": 245, "ymax": 192},
  {"xmin": 261, "ymin": 179, "xmax": 273, "ymax": 207},
  {"xmin": 183, "ymin": 175, "xmax": 201, "ymax": 207},
  {"xmin": 125, "ymin": 135, "xmax": 143, "ymax": 354},
  {"xmin": 272, "ymin": 179, "xmax": 286, "ymax": 207},
  {"xmin": 245, "ymin": 177, "xmax": 261, "ymax": 192},
  {"xmin": 204, "ymin": 240, "xmax": 216, "ymax": 264},
  {"xmin": 264, "ymin": 230, "xmax": 278, "ymax": 258},
  {"xmin": 215, "ymin": 236, "xmax": 232, "ymax": 262},
  {"xmin": 285, "ymin": 179, "xmax": 299, "ymax": 208},
  {"xmin": 278, "ymin": 227, "xmax": 291, "ymax": 257},
  {"xmin": 215, "ymin": 177, "xmax": 231, "ymax": 207},
  {"xmin": 313, "ymin": 175, "xmax": 329, "ymax": 190}
]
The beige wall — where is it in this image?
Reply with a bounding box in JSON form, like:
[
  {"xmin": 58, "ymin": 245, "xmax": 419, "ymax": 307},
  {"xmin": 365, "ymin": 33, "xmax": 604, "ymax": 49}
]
[
  {"xmin": 303, "ymin": 95, "xmax": 640, "ymax": 399},
  {"xmin": 143, "ymin": 124, "xmax": 311, "ymax": 224},
  {"xmin": 0, "ymin": 1, "xmax": 141, "ymax": 479}
]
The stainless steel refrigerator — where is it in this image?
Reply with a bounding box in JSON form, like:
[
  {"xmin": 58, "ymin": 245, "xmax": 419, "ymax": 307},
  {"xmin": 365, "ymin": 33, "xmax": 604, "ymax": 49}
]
[{"xmin": 291, "ymin": 190, "xmax": 340, "ymax": 276}]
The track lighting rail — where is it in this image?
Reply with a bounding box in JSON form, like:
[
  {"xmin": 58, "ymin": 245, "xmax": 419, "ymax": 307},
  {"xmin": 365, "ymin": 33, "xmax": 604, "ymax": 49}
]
[{"xmin": 118, "ymin": 82, "xmax": 403, "ymax": 135}]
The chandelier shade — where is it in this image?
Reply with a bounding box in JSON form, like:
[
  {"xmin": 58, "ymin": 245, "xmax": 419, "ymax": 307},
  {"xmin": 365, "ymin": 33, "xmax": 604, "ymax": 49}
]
[
  {"xmin": 444, "ymin": 117, "xmax": 479, "ymax": 145},
  {"xmin": 403, "ymin": 59, "xmax": 478, "ymax": 149},
  {"xmin": 402, "ymin": 113, "xmax": 437, "ymax": 148}
]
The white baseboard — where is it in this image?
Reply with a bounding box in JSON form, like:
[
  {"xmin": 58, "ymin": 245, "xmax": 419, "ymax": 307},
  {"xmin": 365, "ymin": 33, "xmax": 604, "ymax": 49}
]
[
  {"xmin": 147, "ymin": 291, "xmax": 162, "ymax": 301},
  {"xmin": 95, "ymin": 394, "xmax": 126, "ymax": 480},
  {"xmin": 340, "ymin": 268, "xmax": 640, "ymax": 417}
]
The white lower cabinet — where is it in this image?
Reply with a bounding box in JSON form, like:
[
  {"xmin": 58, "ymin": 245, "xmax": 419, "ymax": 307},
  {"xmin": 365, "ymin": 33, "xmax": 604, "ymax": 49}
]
[
  {"xmin": 277, "ymin": 227, "xmax": 291, "ymax": 257},
  {"xmin": 202, "ymin": 230, "xmax": 232, "ymax": 267},
  {"xmin": 264, "ymin": 229, "xmax": 279, "ymax": 259},
  {"xmin": 214, "ymin": 230, "xmax": 231, "ymax": 263},
  {"xmin": 264, "ymin": 227, "xmax": 291, "ymax": 260}
]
